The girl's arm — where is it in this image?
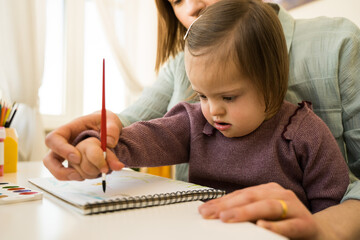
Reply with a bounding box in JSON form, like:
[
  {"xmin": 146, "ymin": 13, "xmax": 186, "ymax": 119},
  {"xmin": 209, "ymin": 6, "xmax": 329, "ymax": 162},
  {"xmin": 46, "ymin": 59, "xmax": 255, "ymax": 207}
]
[
  {"xmin": 113, "ymin": 102, "xmax": 193, "ymax": 167},
  {"xmin": 291, "ymin": 106, "xmax": 349, "ymax": 213},
  {"xmin": 43, "ymin": 53, "xmax": 187, "ymax": 180}
]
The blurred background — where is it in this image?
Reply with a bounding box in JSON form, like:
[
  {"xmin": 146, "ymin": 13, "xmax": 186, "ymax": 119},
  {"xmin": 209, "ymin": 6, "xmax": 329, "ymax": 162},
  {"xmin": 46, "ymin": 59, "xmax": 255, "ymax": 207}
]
[{"xmin": 0, "ymin": 0, "xmax": 359, "ymax": 163}]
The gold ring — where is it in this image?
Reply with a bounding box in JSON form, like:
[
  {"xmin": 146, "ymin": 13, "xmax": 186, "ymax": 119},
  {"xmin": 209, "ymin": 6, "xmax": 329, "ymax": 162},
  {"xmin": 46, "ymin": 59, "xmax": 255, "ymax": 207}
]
[{"xmin": 278, "ymin": 200, "xmax": 288, "ymax": 219}]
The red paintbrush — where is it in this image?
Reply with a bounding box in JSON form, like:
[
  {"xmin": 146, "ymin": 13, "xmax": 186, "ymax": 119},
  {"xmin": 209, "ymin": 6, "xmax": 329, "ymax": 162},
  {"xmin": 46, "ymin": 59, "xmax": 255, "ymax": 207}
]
[{"xmin": 101, "ymin": 58, "xmax": 107, "ymax": 193}]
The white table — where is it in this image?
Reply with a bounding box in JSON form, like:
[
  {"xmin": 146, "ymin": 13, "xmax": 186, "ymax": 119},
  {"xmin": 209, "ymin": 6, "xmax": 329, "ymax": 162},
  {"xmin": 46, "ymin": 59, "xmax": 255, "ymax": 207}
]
[{"xmin": 0, "ymin": 162, "xmax": 287, "ymax": 240}]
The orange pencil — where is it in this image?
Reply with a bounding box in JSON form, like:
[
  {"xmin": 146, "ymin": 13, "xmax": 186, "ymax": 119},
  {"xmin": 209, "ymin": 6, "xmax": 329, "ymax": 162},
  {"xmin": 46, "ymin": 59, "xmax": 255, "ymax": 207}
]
[{"xmin": 0, "ymin": 107, "xmax": 5, "ymax": 126}]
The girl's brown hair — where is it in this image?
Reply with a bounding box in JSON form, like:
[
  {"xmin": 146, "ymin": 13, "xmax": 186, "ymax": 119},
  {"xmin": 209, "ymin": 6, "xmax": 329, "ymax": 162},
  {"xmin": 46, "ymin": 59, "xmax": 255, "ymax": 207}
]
[
  {"xmin": 154, "ymin": 0, "xmax": 186, "ymax": 73},
  {"xmin": 186, "ymin": 0, "xmax": 289, "ymax": 118}
]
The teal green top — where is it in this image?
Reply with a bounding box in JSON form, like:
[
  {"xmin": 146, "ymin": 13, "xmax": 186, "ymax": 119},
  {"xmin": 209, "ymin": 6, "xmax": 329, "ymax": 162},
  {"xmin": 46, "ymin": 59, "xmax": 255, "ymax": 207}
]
[{"xmin": 119, "ymin": 5, "xmax": 360, "ymax": 200}]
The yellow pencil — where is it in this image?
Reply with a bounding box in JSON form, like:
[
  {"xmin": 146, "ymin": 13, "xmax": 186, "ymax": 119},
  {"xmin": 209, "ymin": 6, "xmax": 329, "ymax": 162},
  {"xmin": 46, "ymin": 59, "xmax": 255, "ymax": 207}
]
[{"xmin": 3, "ymin": 108, "xmax": 11, "ymax": 126}]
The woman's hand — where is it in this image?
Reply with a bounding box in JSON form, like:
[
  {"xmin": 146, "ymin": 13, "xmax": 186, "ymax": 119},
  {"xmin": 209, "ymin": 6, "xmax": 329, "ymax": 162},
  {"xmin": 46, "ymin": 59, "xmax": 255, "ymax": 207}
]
[
  {"xmin": 198, "ymin": 183, "xmax": 319, "ymax": 240},
  {"xmin": 43, "ymin": 110, "xmax": 124, "ymax": 181}
]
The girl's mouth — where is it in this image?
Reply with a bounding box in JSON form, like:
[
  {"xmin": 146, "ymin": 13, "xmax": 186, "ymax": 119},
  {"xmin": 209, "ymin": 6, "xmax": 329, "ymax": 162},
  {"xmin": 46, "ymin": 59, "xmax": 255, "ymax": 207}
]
[{"xmin": 214, "ymin": 122, "xmax": 232, "ymax": 131}]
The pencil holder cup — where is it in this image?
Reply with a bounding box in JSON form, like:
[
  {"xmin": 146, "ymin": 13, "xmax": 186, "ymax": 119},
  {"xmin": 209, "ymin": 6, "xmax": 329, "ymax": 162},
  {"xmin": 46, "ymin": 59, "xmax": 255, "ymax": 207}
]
[
  {"xmin": 4, "ymin": 128, "xmax": 18, "ymax": 173},
  {"xmin": 0, "ymin": 127, "xmax": 4, "ymax": 176}
]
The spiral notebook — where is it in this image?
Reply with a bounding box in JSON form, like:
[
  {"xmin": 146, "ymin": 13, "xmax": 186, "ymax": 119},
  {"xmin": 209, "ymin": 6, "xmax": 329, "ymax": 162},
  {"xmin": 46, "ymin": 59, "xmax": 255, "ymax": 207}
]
[{"xmin": 29, "ymin": 168, "xmax": 225, "ymax": 215}]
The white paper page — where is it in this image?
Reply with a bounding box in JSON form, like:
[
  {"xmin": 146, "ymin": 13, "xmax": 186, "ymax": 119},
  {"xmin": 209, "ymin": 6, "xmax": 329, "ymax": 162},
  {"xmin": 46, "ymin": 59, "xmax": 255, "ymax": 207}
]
[{"xmin": 29, "ymin": 168, "xmax": 219, "ymax": 206}]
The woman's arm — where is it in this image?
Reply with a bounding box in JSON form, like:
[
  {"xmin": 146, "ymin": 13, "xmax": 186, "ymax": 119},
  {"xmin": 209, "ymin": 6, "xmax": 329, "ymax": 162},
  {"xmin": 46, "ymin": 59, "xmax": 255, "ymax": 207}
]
[
  {"xmin": 313, "ymin": 199, "xmax": 360, "ymax": 240},
  {"xmin": 338, "ymin": 20, "xmax": 360, "ymax": 178}
]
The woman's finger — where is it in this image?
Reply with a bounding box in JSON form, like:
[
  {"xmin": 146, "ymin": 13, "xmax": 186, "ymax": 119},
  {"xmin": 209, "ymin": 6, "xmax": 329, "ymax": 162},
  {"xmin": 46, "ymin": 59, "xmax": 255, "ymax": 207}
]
[
  {"xmin": 45, "ymin": 113, "xmax": 101, "ymax": 165},
  {"xmin": 43, "ymin": 150, "xmax": 84, "ymax": 181},
  {"xmin": 218, "ymin": 199, "xmax": 291, "ymax": 223},
  {"xmin": 45, "ymin": 131, "xmax": 82, "ymax": 165},
  {"xmin": 199, "ymin": 183, "xmax": 292, "ymax": 218}
]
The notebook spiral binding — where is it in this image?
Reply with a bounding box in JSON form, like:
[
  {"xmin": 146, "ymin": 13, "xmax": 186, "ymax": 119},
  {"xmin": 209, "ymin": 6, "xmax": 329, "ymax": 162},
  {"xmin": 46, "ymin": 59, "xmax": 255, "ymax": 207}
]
[{"xmin": 86, "ymin": 188, "xmax": 225, "ymax": 214}]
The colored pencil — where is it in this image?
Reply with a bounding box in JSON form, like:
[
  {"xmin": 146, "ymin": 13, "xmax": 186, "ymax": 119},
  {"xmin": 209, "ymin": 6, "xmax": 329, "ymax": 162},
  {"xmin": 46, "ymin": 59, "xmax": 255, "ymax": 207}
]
[
  {"xmin": 0, "ymin": 106, "xmax": 5, "ymax": 126},
  {"xmin": 5, "ymin": 106, "xmax": 17, "ymax": 128},
  {"xmin": 0, "ymin": 100, "xmax": 18, "ymax": 127},
  {"xmin": 3, "ymin": 108, "xmax": 9, "ymax": 126}
]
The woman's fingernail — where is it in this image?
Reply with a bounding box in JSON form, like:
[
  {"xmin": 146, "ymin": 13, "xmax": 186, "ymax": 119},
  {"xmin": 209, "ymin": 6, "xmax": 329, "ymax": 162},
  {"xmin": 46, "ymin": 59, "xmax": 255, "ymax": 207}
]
[
  {"xmin": 199, "ymin": 208, "xmax": 217, "ymax": 219},
  {"xmin": 220, "ymin": 212, "xmax": 236, "ymax": 223}
]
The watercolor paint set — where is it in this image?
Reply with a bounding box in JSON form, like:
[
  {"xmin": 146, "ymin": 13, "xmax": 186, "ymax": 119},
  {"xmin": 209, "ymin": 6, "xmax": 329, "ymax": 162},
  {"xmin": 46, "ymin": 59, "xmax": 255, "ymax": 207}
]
[{"xmin": 0, "ymin": 182, "xmax": 42, "ymax": 204}]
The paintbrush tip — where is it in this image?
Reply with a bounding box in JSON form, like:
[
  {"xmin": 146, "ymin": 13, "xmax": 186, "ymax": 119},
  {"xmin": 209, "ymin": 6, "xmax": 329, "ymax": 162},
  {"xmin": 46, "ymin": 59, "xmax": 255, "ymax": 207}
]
[{"xmin": 102, "ymin": 180, "xmax": 106, "ymax": 193}]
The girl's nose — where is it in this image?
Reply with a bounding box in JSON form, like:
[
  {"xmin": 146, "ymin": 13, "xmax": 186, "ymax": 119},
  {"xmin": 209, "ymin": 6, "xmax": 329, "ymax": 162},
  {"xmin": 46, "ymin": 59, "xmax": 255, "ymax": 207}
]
[{"xmin": 209, "ymin": 101, "xmax": 225, "ymax": 116}]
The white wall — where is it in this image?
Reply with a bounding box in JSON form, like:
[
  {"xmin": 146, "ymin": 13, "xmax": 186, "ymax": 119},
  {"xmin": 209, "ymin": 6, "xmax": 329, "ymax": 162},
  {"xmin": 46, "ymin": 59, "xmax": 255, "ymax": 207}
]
[
  {"xmin": 289, "ymin": 0, "xmax": 360, "ymax": 27},
  {"xmin": 136, "ymin": 0, "xmax": 157, "ymax": 87}
]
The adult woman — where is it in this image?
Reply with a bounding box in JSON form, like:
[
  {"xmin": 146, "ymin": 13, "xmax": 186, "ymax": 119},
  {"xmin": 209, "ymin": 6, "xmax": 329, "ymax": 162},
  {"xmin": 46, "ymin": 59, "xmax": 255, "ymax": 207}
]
[{"xmin": 44, "ymin": 0, "xmax": 360, "ymax": 239}]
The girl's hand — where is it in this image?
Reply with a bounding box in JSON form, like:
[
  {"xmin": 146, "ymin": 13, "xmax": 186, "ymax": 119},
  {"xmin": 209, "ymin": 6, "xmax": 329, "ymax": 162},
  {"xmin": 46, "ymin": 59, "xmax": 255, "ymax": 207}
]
[
  {"xmin": 198, "ymin": 182, "xmax": 319, "ymax": 240},
  {"xmin": 73, "ymin": 137, "xmax": 124, "ymax": 180}
]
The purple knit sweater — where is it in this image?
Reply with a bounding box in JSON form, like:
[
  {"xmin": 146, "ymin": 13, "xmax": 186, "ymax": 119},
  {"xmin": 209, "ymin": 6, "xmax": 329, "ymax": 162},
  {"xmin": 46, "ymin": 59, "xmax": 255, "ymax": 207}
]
[{"xmin": 76, "ymin": 101, "xmax": 349, "ymax": 213}]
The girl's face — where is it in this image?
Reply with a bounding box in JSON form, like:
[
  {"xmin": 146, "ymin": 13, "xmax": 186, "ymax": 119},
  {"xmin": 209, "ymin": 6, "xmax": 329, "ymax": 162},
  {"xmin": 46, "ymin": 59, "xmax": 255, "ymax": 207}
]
[
  {"xmin": 185, "ymin": 49, "xmax": 266, "ymax": 138},
  {"xmin": 168, "ymin": 0, "xmax": 221, "ymax": 28}
]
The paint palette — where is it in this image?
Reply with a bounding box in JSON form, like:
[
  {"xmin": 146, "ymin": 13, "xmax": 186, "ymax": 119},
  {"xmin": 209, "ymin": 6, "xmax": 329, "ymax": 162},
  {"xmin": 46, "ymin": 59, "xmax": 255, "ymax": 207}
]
[{"xmin": 0, "ymin": 182, "xmax": 43, "ymax": 205}]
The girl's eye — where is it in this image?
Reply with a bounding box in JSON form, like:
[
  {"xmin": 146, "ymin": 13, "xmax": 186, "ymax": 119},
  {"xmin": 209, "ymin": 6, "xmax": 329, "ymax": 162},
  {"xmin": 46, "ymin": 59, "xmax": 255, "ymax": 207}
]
[
  {"xmin": 197, "ymin": 93, "xmax": 207, "ymax": 100},
  {"xmin": 223, "ymin": 96, "xmax": 236, "ymax": 102}
]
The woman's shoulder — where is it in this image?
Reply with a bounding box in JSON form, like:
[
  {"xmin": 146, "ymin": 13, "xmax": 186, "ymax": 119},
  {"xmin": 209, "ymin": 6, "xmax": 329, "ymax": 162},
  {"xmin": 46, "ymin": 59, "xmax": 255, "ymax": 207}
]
[
  {"xmin": 157, "ymin": 51, "xmax": 186, "ymax": 81},
  {"xmin": 293, "ymin": 15, "xmax": 359, "ymax": 39},
  {"xmin": 160, "ymin": 52, "xmax": 185, "ymax": 71},
  {"xmin": 279, "ymin": 4, "xmax": 359, "ymax": 43}
]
